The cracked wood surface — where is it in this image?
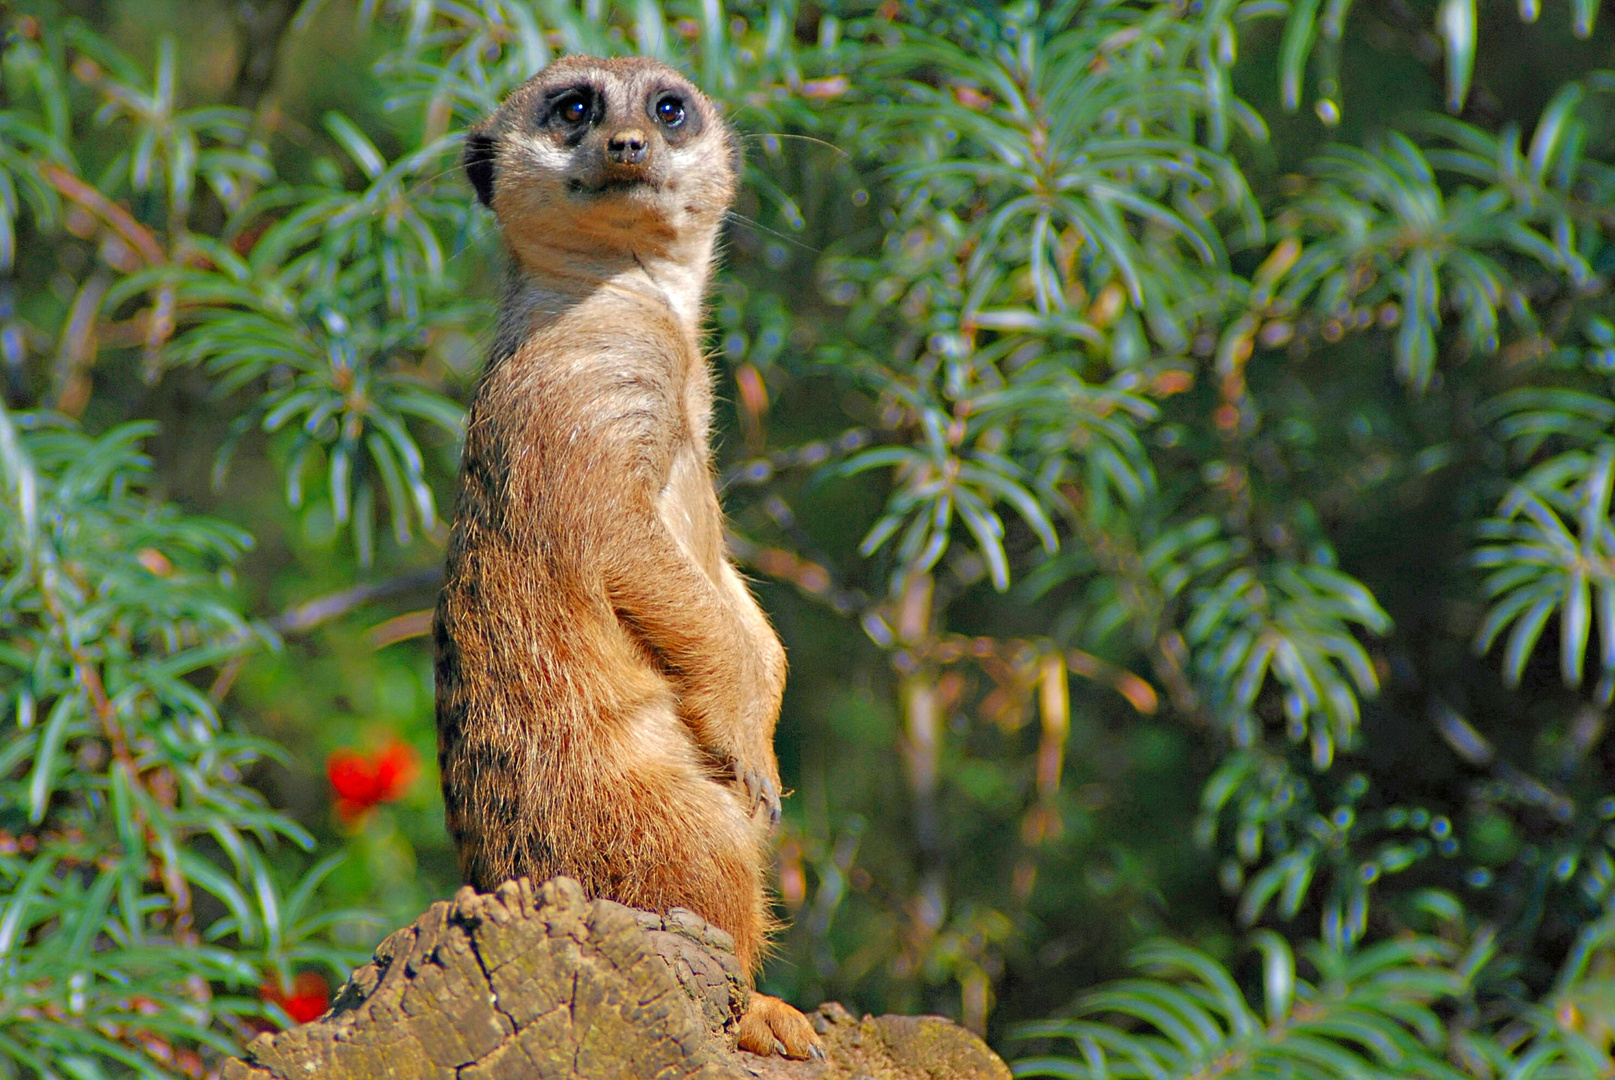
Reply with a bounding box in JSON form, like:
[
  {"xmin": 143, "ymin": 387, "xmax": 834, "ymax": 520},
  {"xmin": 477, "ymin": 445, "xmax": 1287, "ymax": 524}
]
[{"xmin": 224, "ymin": 876, "xmax": 1011, "ymax": 1080}]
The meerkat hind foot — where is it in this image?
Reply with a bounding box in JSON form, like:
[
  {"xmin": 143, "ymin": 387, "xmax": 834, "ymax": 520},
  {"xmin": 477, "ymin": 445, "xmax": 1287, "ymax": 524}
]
[{"xmin": 737, "ymin": 993, "xmax": 824, "ymax": 1060}]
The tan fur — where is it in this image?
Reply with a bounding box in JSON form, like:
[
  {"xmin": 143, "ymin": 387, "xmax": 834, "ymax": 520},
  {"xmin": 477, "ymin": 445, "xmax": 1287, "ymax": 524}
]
[{"xmin": 435, "ymin": 56, "xmax": 819, "ymax": 1059}]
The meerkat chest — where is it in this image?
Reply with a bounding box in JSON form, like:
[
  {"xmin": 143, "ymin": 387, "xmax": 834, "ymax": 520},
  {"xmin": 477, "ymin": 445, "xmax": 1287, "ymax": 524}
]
[
  {"xmin": 657, "ymin": 365, "xmax": 724, "ymax": 576},
  {"xmin": 654, "ymin": 444, "xmax": 718, "ymax": 563}
]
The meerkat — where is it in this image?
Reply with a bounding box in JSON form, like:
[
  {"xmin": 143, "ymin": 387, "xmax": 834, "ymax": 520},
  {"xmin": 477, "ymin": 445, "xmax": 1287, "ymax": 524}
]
[{"xmin": 434, "ymin": 55, "xmax": 821, "ymax": 1060}]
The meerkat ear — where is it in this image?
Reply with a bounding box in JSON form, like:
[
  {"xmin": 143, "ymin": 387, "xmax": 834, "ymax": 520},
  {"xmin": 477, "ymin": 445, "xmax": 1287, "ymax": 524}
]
[{"xmin": 464, "ymin": 128, "xmax": 497, "ymax": 209}]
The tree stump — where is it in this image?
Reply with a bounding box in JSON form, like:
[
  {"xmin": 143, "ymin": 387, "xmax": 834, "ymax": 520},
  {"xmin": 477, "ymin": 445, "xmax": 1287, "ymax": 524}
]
[{"xmin": 224, "ymin": 876, "xmax": 1011, "ymax": 1080}]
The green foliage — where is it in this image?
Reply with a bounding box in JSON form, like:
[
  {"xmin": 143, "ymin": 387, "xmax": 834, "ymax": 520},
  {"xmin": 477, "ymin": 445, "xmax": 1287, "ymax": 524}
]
[
  {"xmin": 1019, "ymin": 936, "xmax": 1471, "ymax": 1079},
  {"xmin": 5, "ymin": 0, "xmax": 1615, "ymax": 1077},
  {"xmin": 1016, "ymin": 933, "xmax": 1611, "ymax": 1079},
  {"xmin": 1158, "ymin": 520, "xmax": 1391, "ymax": 765},
  {"xmin": 0, "ymin": 406, "xmax": 363, "ymax": 1075},
  {"xmin": 1475, "ymin": 446, "xmax": 1615, "ymax": 693}
]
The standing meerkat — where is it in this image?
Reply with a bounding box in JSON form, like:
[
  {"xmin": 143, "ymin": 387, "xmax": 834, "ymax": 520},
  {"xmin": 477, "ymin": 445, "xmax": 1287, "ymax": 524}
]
[{"xmin": 434, "ymin": 55, "xmax": 821, "ymax": 1059}]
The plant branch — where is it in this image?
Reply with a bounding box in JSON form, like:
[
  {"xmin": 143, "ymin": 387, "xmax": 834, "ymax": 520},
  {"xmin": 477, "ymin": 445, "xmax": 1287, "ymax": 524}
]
[{"xmin": 270, "ymin": 568, "xmax": 444, "ymax": 636}]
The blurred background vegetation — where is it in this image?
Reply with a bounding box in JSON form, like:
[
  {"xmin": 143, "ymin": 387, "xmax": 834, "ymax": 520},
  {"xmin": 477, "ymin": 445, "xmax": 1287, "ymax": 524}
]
[{"xmin": 3, "ymin": 0, "xmax": 1615, "ymax": 1075}]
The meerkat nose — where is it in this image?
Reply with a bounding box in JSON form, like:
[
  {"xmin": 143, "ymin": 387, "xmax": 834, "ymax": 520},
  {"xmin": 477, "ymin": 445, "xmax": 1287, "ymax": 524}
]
[{"xmin": 607, "ymin": 129, "xmax": 649, "ymax": 165}]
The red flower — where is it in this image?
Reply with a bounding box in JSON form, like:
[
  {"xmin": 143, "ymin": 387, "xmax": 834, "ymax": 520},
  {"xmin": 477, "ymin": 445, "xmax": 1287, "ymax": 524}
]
[
  {"xmin": 326, "ymin": 740, "xmax": 417, "ymax": 823},
  {"xmin": 261, "ymin": 971, "xmax": 330, "ymax": 1025}
]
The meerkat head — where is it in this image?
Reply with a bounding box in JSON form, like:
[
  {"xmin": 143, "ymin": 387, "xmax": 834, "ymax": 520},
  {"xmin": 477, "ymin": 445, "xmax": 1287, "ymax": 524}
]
[{"xmin": 464, "ymin": 56, "xmax": 740, "ymax": 264}]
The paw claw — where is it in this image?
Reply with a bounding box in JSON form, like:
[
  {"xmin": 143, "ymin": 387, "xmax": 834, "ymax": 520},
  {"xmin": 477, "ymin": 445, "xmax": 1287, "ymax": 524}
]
[
  {"xmin": 731, "ymin": 761, "xmax": 782, "ymax": 830},
  {"xmin": 737, "ymin": 992, "xmax": 823, "ymax": 1061}
]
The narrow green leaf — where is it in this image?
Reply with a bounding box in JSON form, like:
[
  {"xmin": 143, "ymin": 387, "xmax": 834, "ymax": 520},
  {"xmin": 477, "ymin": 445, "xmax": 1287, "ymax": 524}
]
[
  {"xmin": 25, "ymin": 694, "xmax": 79, "ymax": 825},
  {"xmin": 1279, "ymin": 0, "xmax": 1323, "ymax": 111},
  {"xmin": 1251, "ymin": 930, "xmax": 1296, "ymax": 1026}
]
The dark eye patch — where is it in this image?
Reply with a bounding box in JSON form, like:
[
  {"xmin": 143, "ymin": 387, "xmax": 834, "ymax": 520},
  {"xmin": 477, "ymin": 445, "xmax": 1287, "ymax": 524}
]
[
  {"xmin": 540, "ymin": 85, "xmax": 601, "ymax": 131},
  {"xmin": 647, "ymin": 88, "xmax": 703, "ymax": 142}
]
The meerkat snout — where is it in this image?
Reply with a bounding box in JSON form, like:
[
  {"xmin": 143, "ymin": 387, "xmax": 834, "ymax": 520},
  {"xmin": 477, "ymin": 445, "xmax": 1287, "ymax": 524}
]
[{"xmin": 606, "ymin": 128, "xmax": 649, "ymax": 166}]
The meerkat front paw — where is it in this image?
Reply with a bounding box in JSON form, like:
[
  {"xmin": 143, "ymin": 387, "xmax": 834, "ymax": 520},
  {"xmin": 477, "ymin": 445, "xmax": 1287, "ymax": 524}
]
[
  {"xmin": 737, "ymin": 993, "xmax": 824, "ymax": 1060},
  {"xmin": 731, "ymin": 759, "xmax": 782, "ymax": 827}
]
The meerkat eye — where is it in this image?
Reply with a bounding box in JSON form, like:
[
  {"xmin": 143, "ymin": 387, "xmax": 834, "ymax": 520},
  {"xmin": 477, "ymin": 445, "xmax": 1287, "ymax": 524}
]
[
  {"xmin": 652, "ymin": 94, "xmax": 686, "ymax": 129},
  {"xmin": 552, "ymin": 90, "xmax": 592, "ymax": 125}
]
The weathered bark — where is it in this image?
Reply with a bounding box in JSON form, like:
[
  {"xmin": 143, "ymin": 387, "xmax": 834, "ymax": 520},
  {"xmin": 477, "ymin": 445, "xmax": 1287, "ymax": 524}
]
[{"xmin": 224, "ymin": 876, "xmax": 1010, "ymax": 1080}]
